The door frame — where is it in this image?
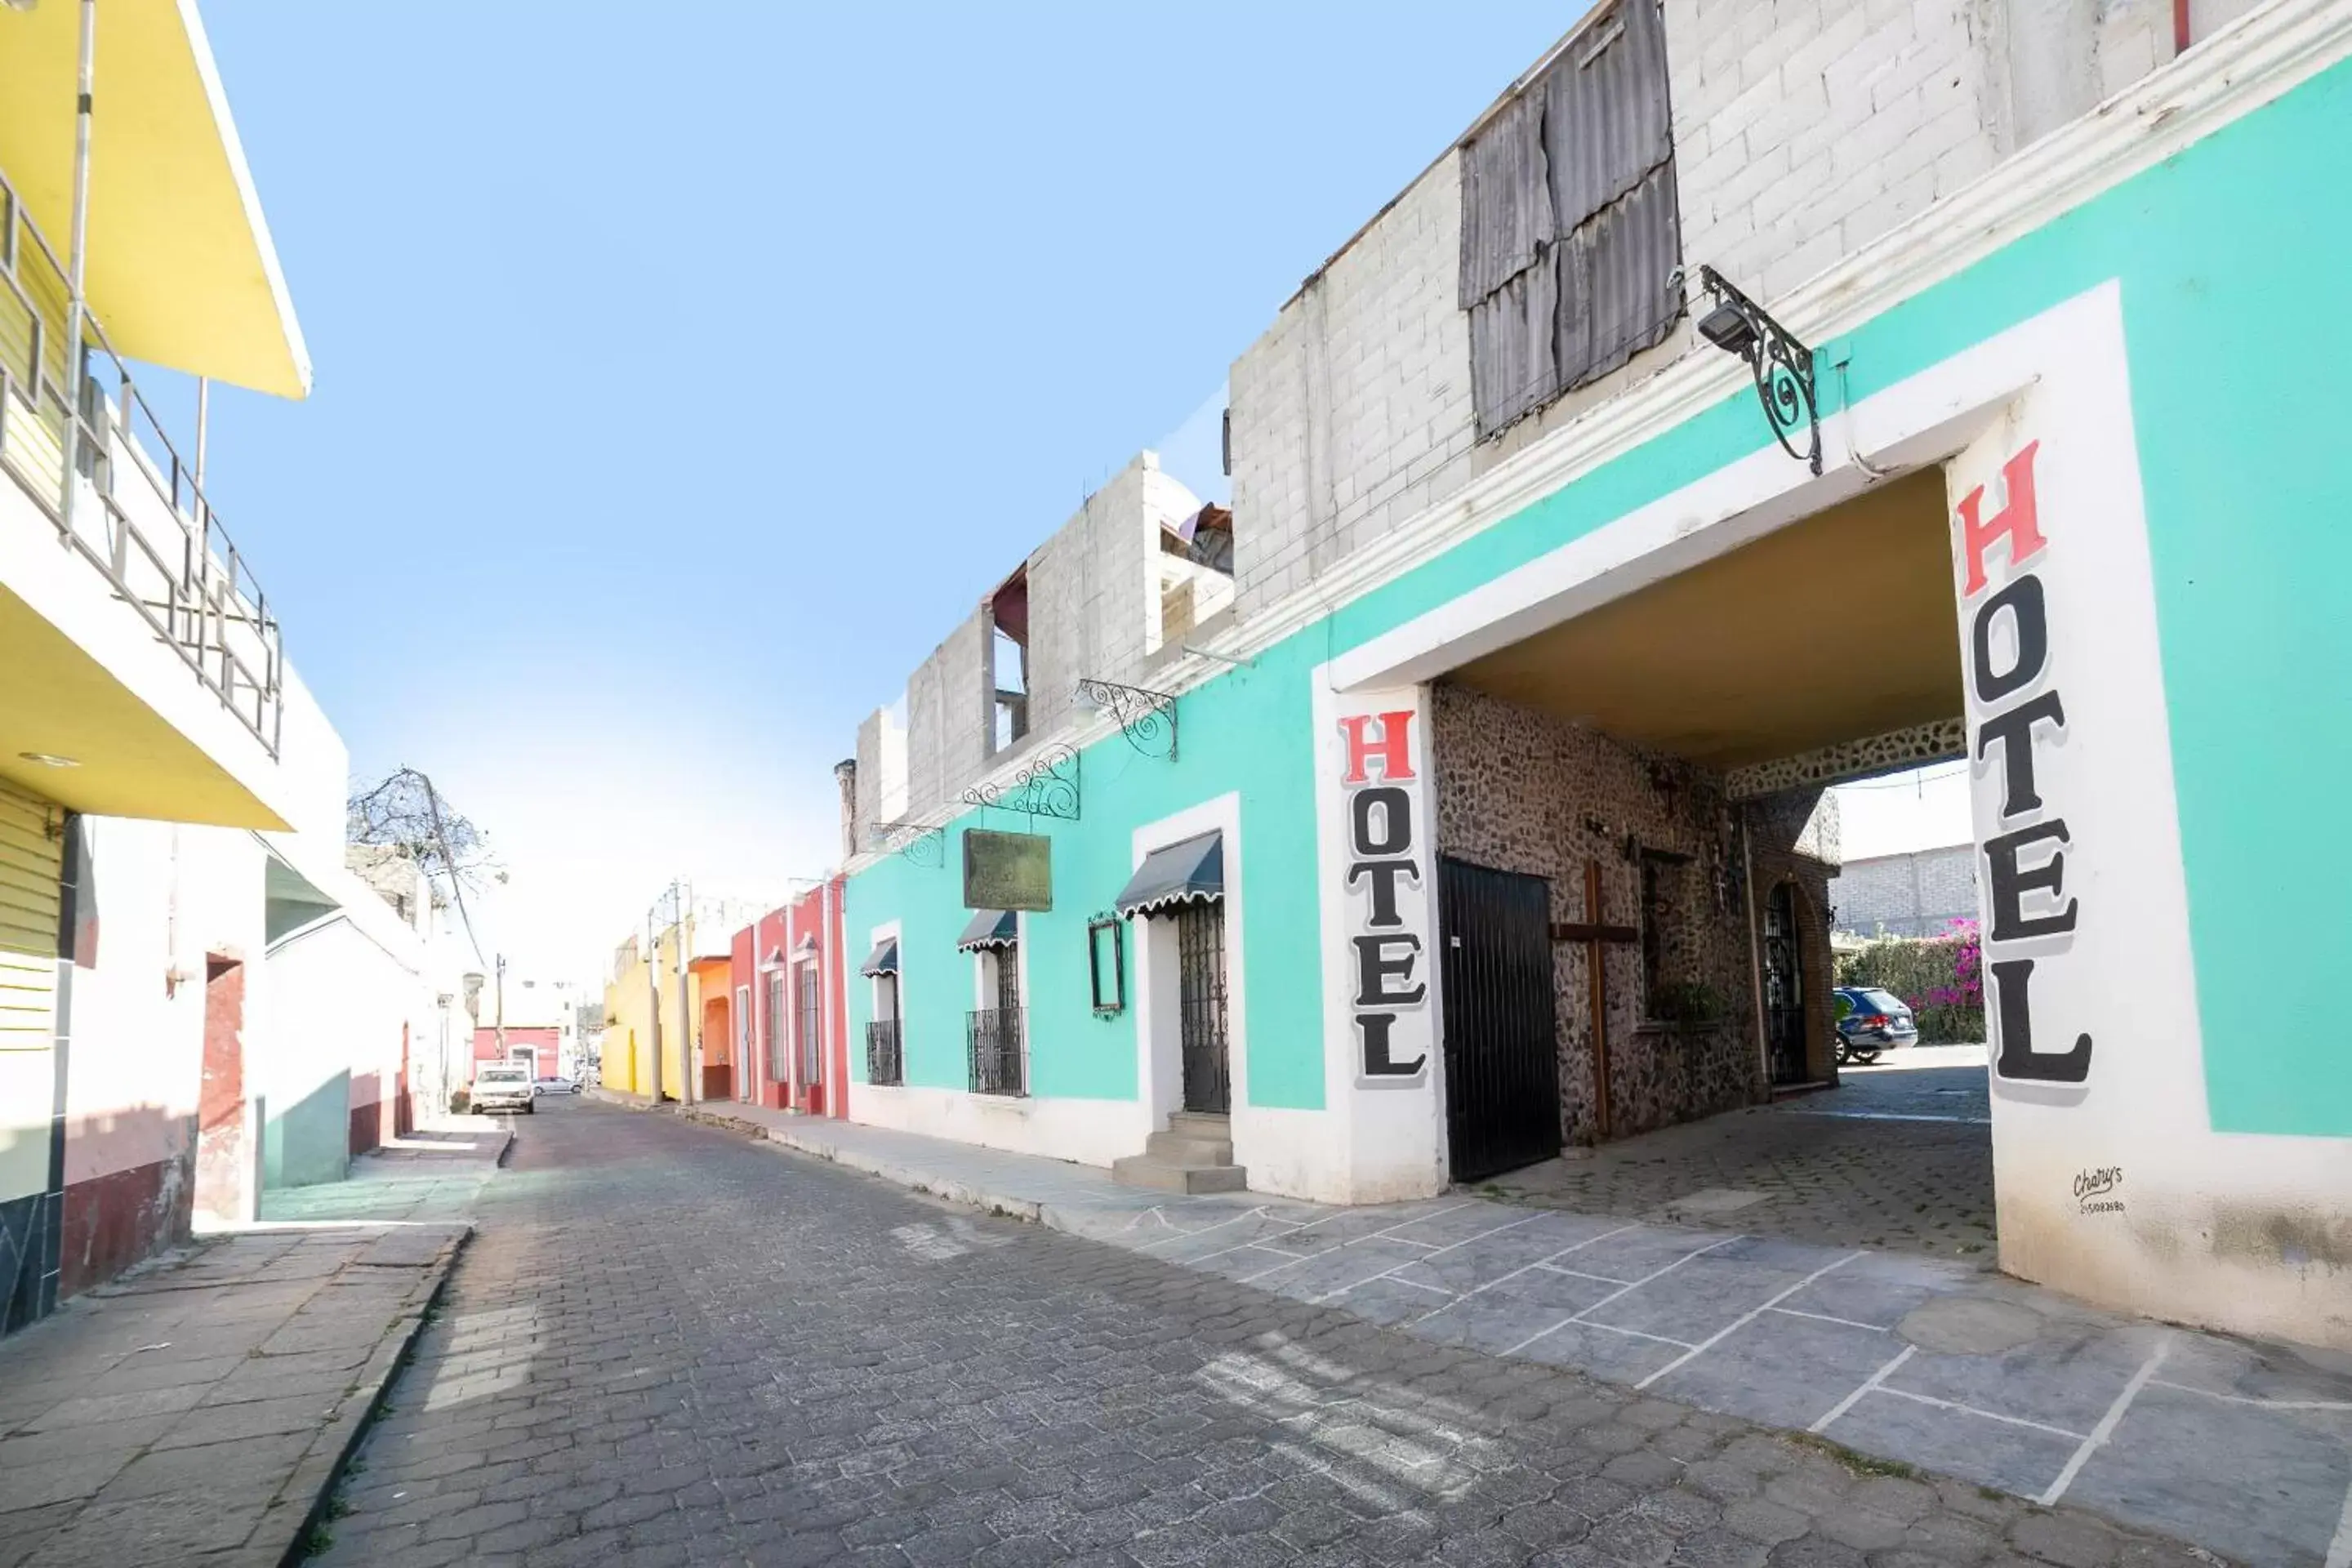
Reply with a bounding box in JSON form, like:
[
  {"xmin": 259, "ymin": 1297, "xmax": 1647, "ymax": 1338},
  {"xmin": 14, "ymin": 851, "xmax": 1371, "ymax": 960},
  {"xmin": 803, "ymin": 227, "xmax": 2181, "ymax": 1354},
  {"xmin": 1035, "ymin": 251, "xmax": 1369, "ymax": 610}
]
[{"xmin": 1129, "ymin": 795, "xmax": 1245, "ymax": 1142}]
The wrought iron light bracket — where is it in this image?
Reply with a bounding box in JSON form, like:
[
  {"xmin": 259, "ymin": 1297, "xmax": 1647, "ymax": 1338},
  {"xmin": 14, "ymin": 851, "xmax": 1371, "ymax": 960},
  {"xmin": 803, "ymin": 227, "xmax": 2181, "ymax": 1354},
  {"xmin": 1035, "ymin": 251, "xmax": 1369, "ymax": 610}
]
[
  {"xmin": 1695, "ymin": 265, "xmax": 1820, "ymax": 475},
  {"xmin": 866, "ymin": 821, "xmax": 945, "ymax": 868},
  {"xmin": 963, "ymin": 741, "xmax": 1080, "ymax": 822},
  {"xmin": 1075, "ymin": 677, "xmax": 1178, "ymax": 760}
]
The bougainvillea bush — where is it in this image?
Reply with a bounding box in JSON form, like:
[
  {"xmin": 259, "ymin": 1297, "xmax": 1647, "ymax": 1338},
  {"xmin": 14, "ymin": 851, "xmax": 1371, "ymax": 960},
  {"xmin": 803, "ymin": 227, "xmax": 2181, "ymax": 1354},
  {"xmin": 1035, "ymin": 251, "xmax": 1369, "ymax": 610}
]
[{"xmin": 1834, "ymin": 919, "xmax": 1984, "ymax": 1044}]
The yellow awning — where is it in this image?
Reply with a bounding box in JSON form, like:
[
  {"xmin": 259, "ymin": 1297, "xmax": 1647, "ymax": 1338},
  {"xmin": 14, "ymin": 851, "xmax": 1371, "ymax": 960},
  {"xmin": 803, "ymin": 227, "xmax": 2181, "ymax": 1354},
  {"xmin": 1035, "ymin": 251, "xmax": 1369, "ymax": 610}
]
[{"xmin": 0, "ymin": 0, "xmax": 310, "ymax": 399}]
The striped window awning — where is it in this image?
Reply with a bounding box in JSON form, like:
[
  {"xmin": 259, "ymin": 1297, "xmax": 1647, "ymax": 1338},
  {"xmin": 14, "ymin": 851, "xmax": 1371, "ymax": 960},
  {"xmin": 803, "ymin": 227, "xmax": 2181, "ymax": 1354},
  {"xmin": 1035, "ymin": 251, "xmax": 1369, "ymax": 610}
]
[{"xmin": 858, "ymin": 938, "xmax": 898, "ymax": 978}]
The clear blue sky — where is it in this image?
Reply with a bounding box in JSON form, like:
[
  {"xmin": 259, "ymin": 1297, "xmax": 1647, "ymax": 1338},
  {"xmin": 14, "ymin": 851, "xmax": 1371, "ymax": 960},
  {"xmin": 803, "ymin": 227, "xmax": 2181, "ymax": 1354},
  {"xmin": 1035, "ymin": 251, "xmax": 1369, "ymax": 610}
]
[{"xmin": 194, "ymin": 2, "xmax": 1585, "ymax": 976}]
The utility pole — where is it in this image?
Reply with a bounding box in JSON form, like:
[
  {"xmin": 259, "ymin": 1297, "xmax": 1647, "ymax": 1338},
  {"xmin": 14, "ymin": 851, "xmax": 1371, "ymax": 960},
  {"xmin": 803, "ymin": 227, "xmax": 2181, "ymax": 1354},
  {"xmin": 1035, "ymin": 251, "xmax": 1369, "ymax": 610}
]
[
  {"xmin": 676, "ymin": 880, "xmax": 697, "ymax": 1105},
  {"xmin": 494, "ymin": 952, "xmax": 507, "ymax": 1063},
  {"xmin": 645, "ymin": 895, "xmax": 666, "ymax": 1102}
]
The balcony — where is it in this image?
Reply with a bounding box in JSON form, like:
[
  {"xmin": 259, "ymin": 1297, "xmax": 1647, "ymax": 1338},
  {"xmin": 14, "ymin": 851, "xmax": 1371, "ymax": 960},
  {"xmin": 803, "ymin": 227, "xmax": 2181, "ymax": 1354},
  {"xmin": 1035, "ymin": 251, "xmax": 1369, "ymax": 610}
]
[
  {"xmin": 2, "ymin": 172, "xmax": 282, "ymax": 754},
  {"xmin": 966, "ymin": 1008, "xmax": 1025, "ymax": 1098},
  {"xmin": 865, "ymin": 1018, "xmax": 904, "ymax": 1086}
]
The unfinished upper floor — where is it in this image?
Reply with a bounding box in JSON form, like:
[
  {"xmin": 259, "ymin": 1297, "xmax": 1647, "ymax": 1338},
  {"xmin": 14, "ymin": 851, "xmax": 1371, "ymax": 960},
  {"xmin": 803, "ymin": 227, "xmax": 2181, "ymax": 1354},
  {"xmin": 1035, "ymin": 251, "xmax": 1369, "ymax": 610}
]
[{"xmin": 1225, "ymin": 0, "xmax": 2261, "ymax": 621}]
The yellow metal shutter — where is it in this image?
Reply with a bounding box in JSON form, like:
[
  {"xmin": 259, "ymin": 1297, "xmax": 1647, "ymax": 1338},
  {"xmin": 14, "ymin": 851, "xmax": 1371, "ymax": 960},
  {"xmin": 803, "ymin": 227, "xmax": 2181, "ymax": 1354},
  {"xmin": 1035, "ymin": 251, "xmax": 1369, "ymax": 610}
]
[{"xmin": 0, "ymin": 781, "xmax": 61, "ymax": 1205}]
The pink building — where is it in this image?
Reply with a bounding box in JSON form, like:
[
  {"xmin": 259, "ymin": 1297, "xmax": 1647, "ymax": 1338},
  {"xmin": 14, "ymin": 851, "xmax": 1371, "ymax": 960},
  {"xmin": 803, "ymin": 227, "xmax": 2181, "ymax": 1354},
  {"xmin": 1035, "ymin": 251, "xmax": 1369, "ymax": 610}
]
[
  {"xmin": 470, "ymin": 1027, "xmax": 559, "ymax": 1081},
  {"xmin": 730, "ymin": 877, "xmax": 849, "ymax": 1118}
]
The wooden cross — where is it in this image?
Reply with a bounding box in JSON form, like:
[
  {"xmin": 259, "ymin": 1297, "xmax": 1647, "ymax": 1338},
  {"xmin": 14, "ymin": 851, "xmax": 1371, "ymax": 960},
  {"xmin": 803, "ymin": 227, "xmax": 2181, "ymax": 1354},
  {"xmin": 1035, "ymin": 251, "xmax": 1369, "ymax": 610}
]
[{"xmin": 1551, "ymin": 859, "xmax": 1639, "ymax": 1141}]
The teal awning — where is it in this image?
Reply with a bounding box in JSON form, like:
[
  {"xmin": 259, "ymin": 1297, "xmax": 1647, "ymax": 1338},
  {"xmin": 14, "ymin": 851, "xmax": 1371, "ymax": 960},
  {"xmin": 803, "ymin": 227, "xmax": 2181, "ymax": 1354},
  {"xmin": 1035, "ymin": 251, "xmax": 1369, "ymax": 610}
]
[
  {"xmin": 956, "ymin": 908, "xmax": 1018, "ymax": 951},
  {"xmin": 1113, "ymin": 831, "xmax": 1223, "ymax": 918},
  {"xmin": 858, "ymin": 938, "xmax": 898, "ymax": 978}
]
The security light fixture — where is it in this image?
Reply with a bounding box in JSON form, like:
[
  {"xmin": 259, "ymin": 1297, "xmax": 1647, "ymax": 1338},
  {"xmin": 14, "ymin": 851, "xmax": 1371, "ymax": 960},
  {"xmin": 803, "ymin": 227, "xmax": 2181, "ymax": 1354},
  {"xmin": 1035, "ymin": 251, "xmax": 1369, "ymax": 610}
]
[
  {"xmin": 1692, "ymin": 265, "xmax": 1820, "ymax": 475},
  {"xmin": 18, "ymin": 751, "xmax": 78, "ymax": 768}
]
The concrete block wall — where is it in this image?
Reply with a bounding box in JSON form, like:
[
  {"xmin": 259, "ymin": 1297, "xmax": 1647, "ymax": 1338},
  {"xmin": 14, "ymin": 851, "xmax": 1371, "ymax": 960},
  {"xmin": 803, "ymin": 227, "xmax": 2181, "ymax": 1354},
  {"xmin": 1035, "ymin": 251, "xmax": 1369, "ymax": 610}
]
[
  {"xmin": 1021, "ymin": 454, "xmax": 1174, "ymax": 745},
  {"xmin": 1830, "ymin": 843, "xmax": 1979, "ymax": 937},
  {"xmin": 902, "ymin": 648, "xmax": 947, "ymax": 816},
  {"xmin": 1218, "ymin": 0, "xmax": 2203, "ymax": 635},
  {"xmin": 1227, "ymin": 155, "xmax": 1477, "ymax": 622},
  {"xmin": 1667, "ymin": 0, "xmax": 2191, "ymax": 303},
  {"xmin": 853, "ymin": 710, "xmax": 882, "ymax": 840}
]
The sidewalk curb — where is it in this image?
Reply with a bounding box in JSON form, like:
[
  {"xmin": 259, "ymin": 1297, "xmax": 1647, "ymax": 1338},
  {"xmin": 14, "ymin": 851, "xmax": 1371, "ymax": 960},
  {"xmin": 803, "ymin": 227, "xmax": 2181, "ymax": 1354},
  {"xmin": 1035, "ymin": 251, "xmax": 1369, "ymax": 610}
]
[
  {"xmin": 271, "ymin": 1225, "xmax": 472, "ymax": 1566},
  {"xmin": 599, "ymin": 1092, "xmax": 1057, "ymax": 1227}
]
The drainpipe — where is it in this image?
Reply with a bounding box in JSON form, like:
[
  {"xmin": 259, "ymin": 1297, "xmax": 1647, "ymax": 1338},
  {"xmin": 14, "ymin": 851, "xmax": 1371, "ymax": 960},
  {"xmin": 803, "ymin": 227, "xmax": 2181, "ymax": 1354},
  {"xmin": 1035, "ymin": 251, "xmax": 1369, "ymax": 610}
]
[
  {"xmin": 59, "ymin": 0, "xmax": 95, "ymax": 535},
  {"xmin": 820, "ymin": 880, "xmax": 836, "ymax": 1117}
]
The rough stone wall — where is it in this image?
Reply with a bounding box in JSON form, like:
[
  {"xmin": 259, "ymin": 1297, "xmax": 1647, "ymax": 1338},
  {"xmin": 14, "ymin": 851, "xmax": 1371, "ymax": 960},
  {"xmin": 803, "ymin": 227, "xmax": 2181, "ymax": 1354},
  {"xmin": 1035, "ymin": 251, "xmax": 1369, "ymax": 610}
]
[
  {"xmin": 1430, "ymin": 683, "xmax": 1767, "ymax": 1145},
  {"xmin": 1227, "ymin": 156, "xmax": 1477, "ymax": 623}
]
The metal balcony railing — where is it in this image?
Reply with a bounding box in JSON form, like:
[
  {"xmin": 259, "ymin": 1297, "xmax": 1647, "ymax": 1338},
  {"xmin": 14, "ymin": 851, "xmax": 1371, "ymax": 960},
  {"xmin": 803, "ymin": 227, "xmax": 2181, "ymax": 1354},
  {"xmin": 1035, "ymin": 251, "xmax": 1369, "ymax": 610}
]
[
  {"xmin": 865, "ymin": 1018, "xmax": 903, "ymax": 1086},
  {"xmin": 966, "ymin": 1007, "xmax": 1025, "ymax": 1097},
  {"xmin": 0, "ymin": 170, "xmax": 283, "ymax": 756}
]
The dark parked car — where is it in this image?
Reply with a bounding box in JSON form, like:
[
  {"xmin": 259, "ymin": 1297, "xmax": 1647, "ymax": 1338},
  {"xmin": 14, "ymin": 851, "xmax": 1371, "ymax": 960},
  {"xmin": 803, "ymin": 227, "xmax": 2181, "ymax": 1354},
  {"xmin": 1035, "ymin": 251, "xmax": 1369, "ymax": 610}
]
[{"xmin": 1834, "ymin": 987, "xmax": 1919, "ymax": 1063}]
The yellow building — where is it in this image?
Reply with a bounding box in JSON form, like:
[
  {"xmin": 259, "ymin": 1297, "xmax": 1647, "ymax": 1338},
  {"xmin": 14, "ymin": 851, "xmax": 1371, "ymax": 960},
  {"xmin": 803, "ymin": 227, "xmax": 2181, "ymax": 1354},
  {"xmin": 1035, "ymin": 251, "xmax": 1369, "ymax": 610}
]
[{"xmin": 599, "ymin": 911, "xmax": 738, "ymax": 1101}]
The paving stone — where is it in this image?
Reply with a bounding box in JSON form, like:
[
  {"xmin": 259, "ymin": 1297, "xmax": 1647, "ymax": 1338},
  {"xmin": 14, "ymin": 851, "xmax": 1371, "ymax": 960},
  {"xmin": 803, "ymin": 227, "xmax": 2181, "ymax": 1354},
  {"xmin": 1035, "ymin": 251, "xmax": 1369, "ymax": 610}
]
[{"xmin": 301, "ymin": 1098, "xmax": 2245, "ymax": 1568}]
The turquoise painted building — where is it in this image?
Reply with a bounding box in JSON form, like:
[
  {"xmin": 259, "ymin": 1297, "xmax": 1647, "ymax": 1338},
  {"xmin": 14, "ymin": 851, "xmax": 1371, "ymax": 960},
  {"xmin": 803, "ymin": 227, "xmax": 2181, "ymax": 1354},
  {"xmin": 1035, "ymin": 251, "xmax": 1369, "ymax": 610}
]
[{"xmin": 835, "ymin": 2, "xmax": 2352, "ymax": 1350}]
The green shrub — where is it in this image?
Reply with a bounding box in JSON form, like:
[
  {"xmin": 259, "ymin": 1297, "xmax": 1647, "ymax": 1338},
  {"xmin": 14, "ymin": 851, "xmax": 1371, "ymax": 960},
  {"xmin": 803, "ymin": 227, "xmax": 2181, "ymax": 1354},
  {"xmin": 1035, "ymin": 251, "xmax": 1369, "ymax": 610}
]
[{"xmin": 1835, "ymin": 922, "xmax": 1984, "ymax": 1045}]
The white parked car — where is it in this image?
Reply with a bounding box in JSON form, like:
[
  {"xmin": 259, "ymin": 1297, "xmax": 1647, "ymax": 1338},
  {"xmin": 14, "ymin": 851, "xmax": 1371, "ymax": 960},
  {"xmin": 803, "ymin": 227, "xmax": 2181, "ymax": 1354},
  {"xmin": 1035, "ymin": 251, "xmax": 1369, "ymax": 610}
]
[{"xmin": 471, "ymin": 1064, "xmax": 536, "ymax": 1115}]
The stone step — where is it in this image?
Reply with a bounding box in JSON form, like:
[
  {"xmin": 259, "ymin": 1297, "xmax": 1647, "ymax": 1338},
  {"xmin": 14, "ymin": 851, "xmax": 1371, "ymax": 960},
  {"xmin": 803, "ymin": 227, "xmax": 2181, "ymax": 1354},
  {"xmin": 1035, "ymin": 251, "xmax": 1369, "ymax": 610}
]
[
  {"xmin": 1111, "ymin": 1153, "xmax": 1250, "ymax": 1196},
  {"xmin": 1144, "ymin": 1129, "xmax": 1235, "ymax": 1167},
  {"xmin": 1166, "ymin": 1111, "xmax": 1232, "ymax": 1139}
]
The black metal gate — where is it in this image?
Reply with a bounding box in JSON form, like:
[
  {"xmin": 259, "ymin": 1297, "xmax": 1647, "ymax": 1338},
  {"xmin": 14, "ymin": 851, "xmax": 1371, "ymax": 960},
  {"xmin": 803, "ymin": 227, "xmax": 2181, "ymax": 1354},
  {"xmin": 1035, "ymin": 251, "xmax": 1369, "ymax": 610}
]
[
  {"xmin": 1762, "ymin": 881, "xmax": 1808, "ymax": 1086},
  {"xmin": 1437, "ymin": 857, "xmax": 1561, "ymax": 1183},
  {"xmin": 1176, "ymin": 902, "xmax": 1230, "ymax": 1114}
]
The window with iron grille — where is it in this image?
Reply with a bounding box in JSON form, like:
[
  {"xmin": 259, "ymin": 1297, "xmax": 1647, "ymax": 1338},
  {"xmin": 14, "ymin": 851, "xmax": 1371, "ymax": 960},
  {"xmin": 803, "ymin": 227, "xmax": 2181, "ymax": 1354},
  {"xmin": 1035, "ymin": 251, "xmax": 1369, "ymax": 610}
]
[
  {"xmin": 1460, "ymin": 0, "xmax": 1680, "ymax": 438},
  {"xmin": 764, "ymin": 972, "xmax": 786, "ymax": 1084},
  {"xmin": 798, "ymin": 963, "xmax": 823, "ymax": 1085},
  {"xmin": 866, "ymin": 974, "xmax": 903, "ymax": 1086},
  {"xmin": 968, "ymin": 943, "xmax": 1024, "ymax": 1096}
]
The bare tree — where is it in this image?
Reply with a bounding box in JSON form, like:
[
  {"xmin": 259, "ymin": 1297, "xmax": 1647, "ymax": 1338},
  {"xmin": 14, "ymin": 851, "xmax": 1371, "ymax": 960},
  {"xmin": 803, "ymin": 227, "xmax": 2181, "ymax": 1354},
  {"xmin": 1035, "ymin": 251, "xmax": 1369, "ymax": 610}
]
[{"xmin": 346, "ymin": 767, "xmax": 497, "ymax": 892}]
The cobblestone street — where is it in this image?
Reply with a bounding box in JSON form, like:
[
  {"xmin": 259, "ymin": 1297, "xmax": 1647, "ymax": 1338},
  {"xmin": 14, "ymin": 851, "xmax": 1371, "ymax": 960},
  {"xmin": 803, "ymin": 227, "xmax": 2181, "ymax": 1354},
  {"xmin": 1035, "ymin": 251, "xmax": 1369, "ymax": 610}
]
[
  {"xmin": 314, "ymin": 1098, "xmax": 2238, "ymax": 1568},
  {"xmin": 1479, "ymin": 1049, "xmax": 1997, "ymax": 1258}
]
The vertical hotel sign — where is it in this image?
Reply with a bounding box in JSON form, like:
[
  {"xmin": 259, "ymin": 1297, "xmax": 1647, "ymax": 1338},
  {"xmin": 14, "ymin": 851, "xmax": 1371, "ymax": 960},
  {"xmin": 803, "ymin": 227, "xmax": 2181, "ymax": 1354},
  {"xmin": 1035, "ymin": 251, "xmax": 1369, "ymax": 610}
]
[
  {"xmin": 1957, "ymin": 440, "xmax": 2093, "ymax": 1094},
  {"xmin": 1335, "ymin": 704, "xmax": 1436, "ymax": 1085}
]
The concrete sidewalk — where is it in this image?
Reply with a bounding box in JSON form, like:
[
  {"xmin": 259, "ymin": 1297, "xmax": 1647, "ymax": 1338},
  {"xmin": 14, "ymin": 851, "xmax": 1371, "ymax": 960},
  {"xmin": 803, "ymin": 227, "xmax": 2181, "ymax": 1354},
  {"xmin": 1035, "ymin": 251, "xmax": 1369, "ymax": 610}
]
[
  {"xmin": 0, "ymin": 1123, "xmax": 503, "ymax": 1567},
  {"xmin": 652, "ymin": 1094, "xmax": 2352, "ymax": 1568}
]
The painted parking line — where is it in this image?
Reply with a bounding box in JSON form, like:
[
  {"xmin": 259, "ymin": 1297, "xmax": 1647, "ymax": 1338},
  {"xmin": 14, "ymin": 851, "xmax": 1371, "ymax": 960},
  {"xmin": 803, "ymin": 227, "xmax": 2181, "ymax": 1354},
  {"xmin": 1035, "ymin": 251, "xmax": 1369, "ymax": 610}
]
[
  {"xmin": 1235, "ymin": 1203, "xmax": 1473, "ymax": 1285},
  {"xmin": 1771, "ymin": 1305, "xmax": 1891, "ymax": 1333},
  {"xmin": 1635, "ymin": 1251, "xmax": 1864, "ymax": 1390},
  {"xmin": 1398, "ymin": 1223, "xmax": 1643, "ymax": 1330},
  {"xmin": 1503, "ymin": 1236, "xmax": 1744, "ymax": 1358},
  {"xmin": 1877, "ymin": 1384, "xmax": 2089, "ymax": 1441},
  {"xmin": 2039, "ymin": 1335, "xmax": 2172, "ymax": 1506},
  {"xmin": 1780, "ymin": 1109, "xmax": 1993, "ymax": 1125},
  {"xmin": 1309, "ymin": 1210, "xmax": 1552, "ymax": 1304},
  {"xmin": 1811, "ymin": 1344, "xmax": 1916, "ymax": 1434}
]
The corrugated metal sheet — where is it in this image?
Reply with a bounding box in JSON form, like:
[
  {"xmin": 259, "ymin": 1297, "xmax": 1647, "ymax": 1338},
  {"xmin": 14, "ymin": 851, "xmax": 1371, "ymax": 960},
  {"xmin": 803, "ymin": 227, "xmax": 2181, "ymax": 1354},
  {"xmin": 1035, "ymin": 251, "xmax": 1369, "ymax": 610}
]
[
  {"xmin": 1459, "ymin": 85, "xmax": 1552, "ymax": 309},
  {"xmin": 1544, "ymin": 0, "xmax": 1673, "ymax": 234},
  {"xmin": 1556, "ymin": 161, "xmax": 1682, "ymax": 392},
  {"xmin": 1461, "ymin": 0, "xmax": 1682, "ymax": 438},
  {"xmin": 1469, "ymin": 254, "xmax": 1558, "ymax": 438}
]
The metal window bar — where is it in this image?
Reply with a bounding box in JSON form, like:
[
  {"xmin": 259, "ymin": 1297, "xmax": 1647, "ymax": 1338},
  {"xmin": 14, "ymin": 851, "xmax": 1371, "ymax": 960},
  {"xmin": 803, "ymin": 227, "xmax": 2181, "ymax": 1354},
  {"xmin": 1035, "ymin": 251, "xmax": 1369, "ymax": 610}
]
[
  {"xmin": 864, "ymin": 1018, "xmax": 903, "ymax": 1086},
  {"xmin": 0, "ymin": 162, "xmax": 283, "ymax": 758},
  {"xmin": 966, "ymin": 1007, "xmax": 1025, "ymax": 1097},
  {"xmin": 1175, "ymin": 902, "xmax": 1230, "ymax": 1115}
]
